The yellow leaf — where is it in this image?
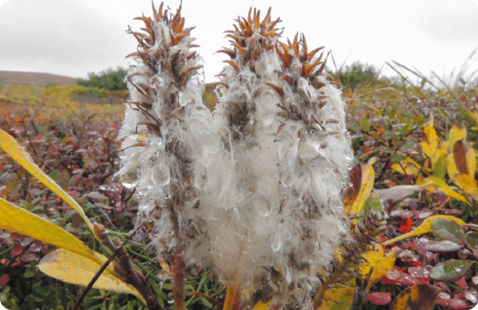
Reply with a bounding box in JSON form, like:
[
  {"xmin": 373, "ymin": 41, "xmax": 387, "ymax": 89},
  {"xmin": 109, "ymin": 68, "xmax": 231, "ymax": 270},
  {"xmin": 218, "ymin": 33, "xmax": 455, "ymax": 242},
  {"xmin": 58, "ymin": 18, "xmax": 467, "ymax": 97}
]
[
  {"xmin": 349, "ymin": 163, "xmax": 374, "ymax": 216},
  {"xmin": 454, "ymin": 173, "xmax": 478, "ymax": 192},
  {"xmin": 424, "ymin": 176, "xmax": 467, "ymax": 202},
  {"xmin": 437, "ymin": 141, "xmax": 449, "ymax": 158},
  {"xmin": 447, "ymin": 154, "xmax": 460, "ymax": 180},
  {"xmin": 382, "ymin": 215, "xmax": 465, "ymax": 246},
  {"xmin": 392, "ymin": 158, "xmax": 421, "ymax": 176},
  {"xmin": 424, "ymin": 176, "xmax": 449, "ymax": 189},
  {"xmin": 452, "ymin": 140, "xmax": 476, "ymax": 177},
  {"xmin": 468, "ymin": 188, "xmax": 478, "ymax": 201},
  {"xmin": 436, "ymin": 188, "xmax": 468, "ymax": 203},
  {"xmin": 0, "ymin": 129, "xmax": 94, "ymax": 232},
  {"xmin": 343, "ymin": 165, "xmax": 362, "ymax": 212},
  {"xmin": 360, "ymin": 245, "xmax": 396, "ymax": 288},
  {"xmin": 420, "ymin": 119, "xmax": 438, "ymax": 162},
  {"xmin": 449, "ymin": 124, "xmax": 467, "ymax": 154},
  {"xmin": 251, "ymin": 301, "xmax": 271, "ymax": 310},
  {"xmin": 38, "ymin": 249, "xmax": 145, "ymax": 304},
  {"xmin": 390, "ymin": 284, "xmax": 441, "ymax": 310},
  {"xmin": 0, "ymin": 198, "xmax": 119, "ymax": 280},
  {"xmin": 318, "ymin": 287, "xmax": 355, "ymax": 310},
  {"xmin": 466, "ymin": 144, "xmax": 477, "ymax": 177}
]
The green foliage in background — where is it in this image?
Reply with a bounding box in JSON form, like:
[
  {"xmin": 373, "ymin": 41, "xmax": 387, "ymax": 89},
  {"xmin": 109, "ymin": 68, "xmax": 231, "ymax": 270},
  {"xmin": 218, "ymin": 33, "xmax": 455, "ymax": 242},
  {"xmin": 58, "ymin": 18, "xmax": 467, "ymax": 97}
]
[
  {"xmin": 76, "ymin": 67, "xmax": 127, "ymax": 91},
  {"xmin": 332, "ymin": 61, "xmax": 395, "ymax": 92}
]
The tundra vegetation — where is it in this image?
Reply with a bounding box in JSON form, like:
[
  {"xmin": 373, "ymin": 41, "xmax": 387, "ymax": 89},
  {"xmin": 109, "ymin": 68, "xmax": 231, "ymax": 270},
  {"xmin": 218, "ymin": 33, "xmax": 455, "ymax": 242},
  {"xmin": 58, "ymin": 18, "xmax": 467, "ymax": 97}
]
[{"xmin": 0, "ymin": 3, "xmax": 478, "ymax": 310}]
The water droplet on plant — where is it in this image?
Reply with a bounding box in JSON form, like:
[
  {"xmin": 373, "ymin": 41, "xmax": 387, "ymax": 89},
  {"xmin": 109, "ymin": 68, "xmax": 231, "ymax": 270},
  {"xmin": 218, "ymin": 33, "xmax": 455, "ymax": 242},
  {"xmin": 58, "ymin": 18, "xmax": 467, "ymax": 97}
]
[
  {"xmin": 195, "ymin": 174, "xmax": 208, "ymax": 190},
  {"xmin": 271, "ymin": 234, "xmax": 281, "ymax": 252},
  {"xmin": 152, "ymin": 163, "xmax": 170, "ymax": 186},
  {"xmin": 121, "ymin": 171, "xmax": 139, "ymax": 189}
]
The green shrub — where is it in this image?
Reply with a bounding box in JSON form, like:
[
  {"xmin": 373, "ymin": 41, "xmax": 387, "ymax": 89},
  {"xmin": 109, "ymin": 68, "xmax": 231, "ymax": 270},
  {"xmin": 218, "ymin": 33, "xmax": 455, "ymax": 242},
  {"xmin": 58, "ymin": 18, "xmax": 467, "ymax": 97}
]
[{"xmin": 76, "ymin": 67, "xmax": 127, "ymax": 91}]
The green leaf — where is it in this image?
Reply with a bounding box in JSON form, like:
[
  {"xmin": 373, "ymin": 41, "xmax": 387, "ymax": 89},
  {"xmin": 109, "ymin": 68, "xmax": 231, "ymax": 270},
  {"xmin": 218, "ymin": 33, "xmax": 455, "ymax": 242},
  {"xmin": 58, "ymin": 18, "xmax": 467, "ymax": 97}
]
[
  {"xmin": 383, "ymin": 131, "xmax": 393, "ymax": 141},
  {"xmin": 350, "ymin": 123, "xmax": 361, "ymax": 131},
  {"xmin": 429, "ymin": 260, "xmax": 474, "ymax": 282},
  {"xmin": 465, "ymin": 231, "xmax": 478, "ymax": 250},
  {"xmin": 431, "ymin": 218, "xmax": 465, "ymax": 243},
  {"xmin": 433, "ymin": 155, "xmax": 447, "ymax": 179},
  {"xmin": 391, "ymin": 154, "xmax": 404, "ymax": 164},
  {"xmin": 400, "ymin": 141, "xmax": 414, "ymax": 151},
  {"xmin": 48, "ymin": 169, "xmax": 61, "ymax": 183},
  {"xmin": 363, "ymin": 192, "xmax": 383, "ymax": 212},
  {"xmin": 24, "ymin": 270, "xmax": 36, "ymax": 278},
  {"xmin": 360, "ymin": 118, "xmax": 370, "ymax": 132}
]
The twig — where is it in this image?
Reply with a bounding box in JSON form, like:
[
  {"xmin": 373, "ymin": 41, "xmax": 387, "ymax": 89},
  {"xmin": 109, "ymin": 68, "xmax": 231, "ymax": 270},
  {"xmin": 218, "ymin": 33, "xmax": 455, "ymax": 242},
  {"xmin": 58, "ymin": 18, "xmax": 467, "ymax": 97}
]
[
  {"xmin": 72, "ymin": 220, "xmax": 162, "ymax": 310},
  {"xmin": 348, "ymin": 267, "xmax": 374, "ymax": 310},
  {"xmin": 71, "ymin": 227, "xmax": 137, "ymax": 310}
]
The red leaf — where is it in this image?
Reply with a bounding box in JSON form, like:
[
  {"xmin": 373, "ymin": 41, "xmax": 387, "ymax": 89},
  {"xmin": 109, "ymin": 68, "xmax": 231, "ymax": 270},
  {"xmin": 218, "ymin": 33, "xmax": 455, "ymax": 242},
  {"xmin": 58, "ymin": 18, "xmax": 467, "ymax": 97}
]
[
  {"xmin": 67, "ymin": 190, "xmax": 80, "ymax": 199},
  {"xmin": 11, "ymin": 245, "xmax": 23, "ymax": 257},
  {"xmin": 401, "ymin": 218, "xmax": 414, "ymax": 234},
  {"xmin": 383, "ymin": 270, "xmax": 420, "ymax": 285},
  {"xmin": 367, "ymin": 292, "xmax": 392, "ymax": 305},
  {"xmin": 435, "ymin": 282, "xmax": 451, "ymax": 291},
  {"xmin": 87, "ymin": 192, "xmax": 108, "ymax": 200},
  {"xmin": 27, "ymin": 188, "xmax": 42, "ymax": 196},
  {"xmin": 20, "ymin": 253, "xmax": 38, "ymax": 262},
  {"xmin": 408, "ymin": 267, "xmax": 429, "ymax": 279},
  {"xmin": 401, "ymin": 258, "xmax": 424, "ymax": 267},
  {"xmin": 11, "ymin": 258, "xmax": 21, "ymax": 266},
  {"xmin": 0, "ymin": 274, "xmax": 9, "ymax": 288},
  {"xmin": 436, "ymin": 298, "xmax": 469, "ymax": 310},
  {"xmin": 454, "ymin": 277, "xmax": 468, "ymax": 290}
]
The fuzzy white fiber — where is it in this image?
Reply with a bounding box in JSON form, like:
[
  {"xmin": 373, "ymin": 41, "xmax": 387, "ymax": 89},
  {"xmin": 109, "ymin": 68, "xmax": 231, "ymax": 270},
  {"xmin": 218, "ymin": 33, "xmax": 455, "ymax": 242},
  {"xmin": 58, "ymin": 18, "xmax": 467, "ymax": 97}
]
[{"xmin": 117, "ymin": 5, "xmax": 354, "ymax": 307}]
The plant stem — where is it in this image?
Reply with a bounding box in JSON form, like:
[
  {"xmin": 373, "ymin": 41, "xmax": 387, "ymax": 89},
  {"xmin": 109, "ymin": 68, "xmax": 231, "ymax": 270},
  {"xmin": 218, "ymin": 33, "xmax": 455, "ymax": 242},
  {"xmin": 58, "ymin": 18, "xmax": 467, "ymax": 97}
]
[
  {"xmin": 172, "ymin": 253, "xmax": 186, "ymax": 310},
  {"xmin": 223, "ymin": 284, "xmax": 237, "ymax": 310},
  {"xmin": 313, "ymin": 257, "xmax": 353, "ymax": 309}
]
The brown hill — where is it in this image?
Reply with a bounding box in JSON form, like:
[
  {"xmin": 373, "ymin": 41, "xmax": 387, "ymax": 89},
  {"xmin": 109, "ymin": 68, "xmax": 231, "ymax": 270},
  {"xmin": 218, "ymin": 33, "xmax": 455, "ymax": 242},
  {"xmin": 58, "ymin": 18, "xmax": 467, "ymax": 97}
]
[{"xmin": 0, "ymin": 70, "xmax": 76, "ymax": 87}]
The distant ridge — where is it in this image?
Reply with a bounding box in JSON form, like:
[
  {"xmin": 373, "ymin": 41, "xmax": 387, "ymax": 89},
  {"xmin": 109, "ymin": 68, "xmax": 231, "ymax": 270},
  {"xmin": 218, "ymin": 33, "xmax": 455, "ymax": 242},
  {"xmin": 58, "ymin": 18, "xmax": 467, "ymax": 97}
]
[{"xmin": 0, "ymin": 70, "xmax": 76, "ymax": 87}]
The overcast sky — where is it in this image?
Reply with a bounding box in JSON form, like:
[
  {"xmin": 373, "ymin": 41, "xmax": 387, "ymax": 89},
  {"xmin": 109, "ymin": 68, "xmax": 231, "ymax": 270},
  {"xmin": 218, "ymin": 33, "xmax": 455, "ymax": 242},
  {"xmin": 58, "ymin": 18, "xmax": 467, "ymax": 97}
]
[{"xmin": 0, "ymin": 0, "xmax": 477, "ymax": 83}]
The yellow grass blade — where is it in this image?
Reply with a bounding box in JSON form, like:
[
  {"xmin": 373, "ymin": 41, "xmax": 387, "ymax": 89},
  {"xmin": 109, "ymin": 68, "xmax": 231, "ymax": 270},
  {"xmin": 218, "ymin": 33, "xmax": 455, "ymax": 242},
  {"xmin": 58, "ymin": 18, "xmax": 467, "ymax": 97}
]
[
  {"xmin": 0, "ymin": 198, "xmax": 119, "ymax": 279},
  {"xmin": 0, "ymin": 129, "xmax": 94, "ymax": 232},
  {"xmin": 382, "ymin": 215, "xmax": 465, "ymax": 246},
  {"xmin": 39, "ymin": 249, "xmax": 146, "ymax": 304}
]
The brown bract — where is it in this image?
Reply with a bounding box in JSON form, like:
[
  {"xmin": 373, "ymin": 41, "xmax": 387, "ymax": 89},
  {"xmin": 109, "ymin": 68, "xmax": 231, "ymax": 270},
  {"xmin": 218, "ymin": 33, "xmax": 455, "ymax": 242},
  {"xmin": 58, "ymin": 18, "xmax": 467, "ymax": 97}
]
[
  {"xmin": 216, "ymin": 7, "xmax": 282, "ymax": 80},
  {"xmin": 261, "ymin": 33, "xmax": 341, "ymax": 124},
  {"xmin": 126, "ymin": 2, "xmax": 201, "ymax": 88}
]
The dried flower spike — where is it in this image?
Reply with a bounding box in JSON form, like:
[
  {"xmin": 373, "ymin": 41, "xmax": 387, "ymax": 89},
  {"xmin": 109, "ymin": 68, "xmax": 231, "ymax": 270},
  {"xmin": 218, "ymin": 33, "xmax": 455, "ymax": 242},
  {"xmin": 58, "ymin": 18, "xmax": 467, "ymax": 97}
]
[
  {"xmin": 206, "ymin": 7, "xmax": 355, "ymax": 309},
  {"xmin": 117, "ymin": 4, "xmax": 220, "ymax": 309}
]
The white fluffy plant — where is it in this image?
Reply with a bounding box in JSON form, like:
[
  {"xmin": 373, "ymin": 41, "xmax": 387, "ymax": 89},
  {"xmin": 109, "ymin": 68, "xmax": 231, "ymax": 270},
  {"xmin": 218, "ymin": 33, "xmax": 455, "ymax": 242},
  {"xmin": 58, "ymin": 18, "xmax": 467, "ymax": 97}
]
[
  {"xmin": 117, "ymin": 3, "xmax": 354, "ymax": 310},
  {"xmin": 116, "ymin": 3, "xmax": 221, "ymax": 309},
  {"xmin": 205, "ymin": 8, "xmax": 354, "ymax": 310}
]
